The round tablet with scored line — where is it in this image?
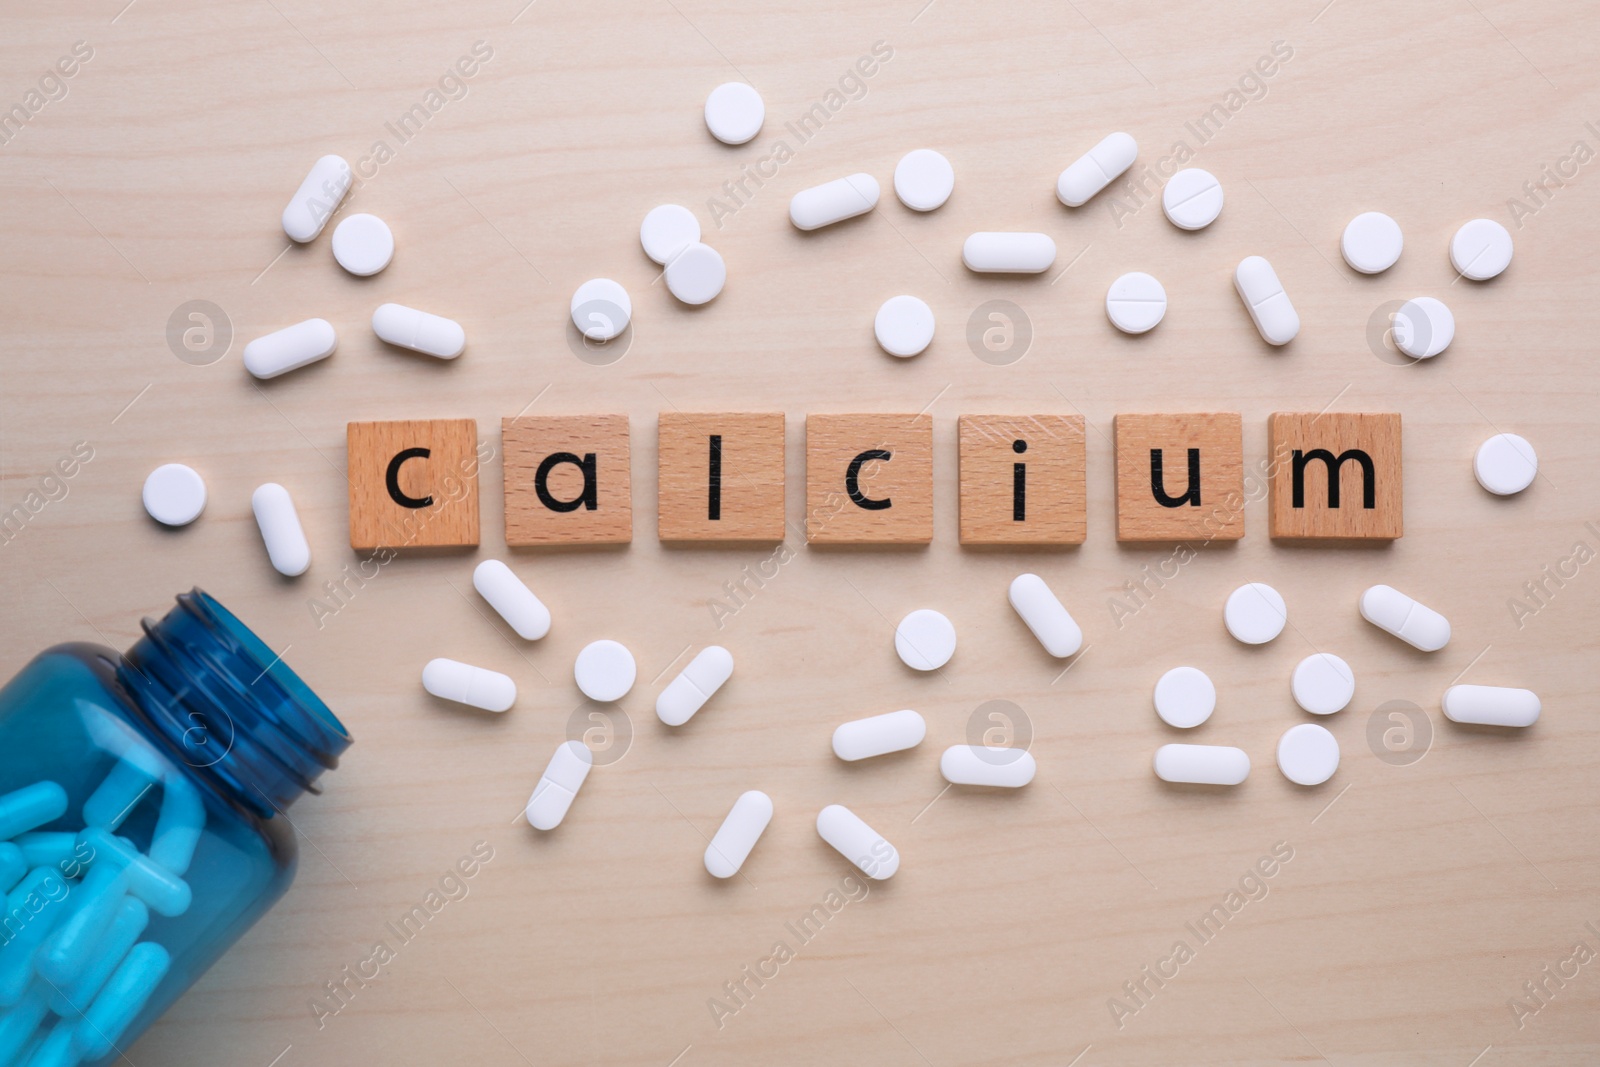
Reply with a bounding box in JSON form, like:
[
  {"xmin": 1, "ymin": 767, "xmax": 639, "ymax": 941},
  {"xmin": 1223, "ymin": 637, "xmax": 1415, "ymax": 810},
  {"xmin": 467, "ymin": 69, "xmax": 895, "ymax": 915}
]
[
  {"xmin": 1154, "ymin": 667, "xmax": 1215, "ymax": 728},
  {"xmin": 1161, "ymin": 168, "xmax": 1223, "ymax": 230},
  {"xmin": 1105, "ymin": 272, "xmax": 1167, "ymax": 334}
]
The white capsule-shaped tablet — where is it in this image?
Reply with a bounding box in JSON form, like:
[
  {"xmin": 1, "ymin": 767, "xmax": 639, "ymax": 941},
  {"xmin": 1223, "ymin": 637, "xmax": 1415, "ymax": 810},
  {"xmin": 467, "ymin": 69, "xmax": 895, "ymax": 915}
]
[
  {"xmin": 1442, "ymin": 684, "xmax": 1540, "ymax": 727},
  {"xmin": 1153, "ymin": 744, "xmax": 1250, "ymax": 786},
  {"xmin": 1105, "ymin": 271, "xmax": 1167, "ymax": 334},
  {"xmin": 281, "ymin": 154, "xmax": 352, "ymax": 243},
  {"xmin": 939, "ymin": 745, "xmax": 1036, "ymax": 788},
  {"xmin": 1474, "ymin": 433, "xmax": 1538, "ymax": 496},
  {"xmin": 1340, "ymin": 211, "xmax": 1403, "ymax": 274},
  {"xmin": 1161, "ymin": 168, "xmax": 1224, "ymax": 230},
  {"xmin": 704, "ymin": 790, "xmax": 773, "ymax": 878},
  {"xmin": 525, "ymin": 741, "xmax": 592, "ymax": 830},
  {"xmin": 472, "ymin": 560, "xmax": 550, "ymax": 640},
  {"xmin": 816, "ymin": 804, "xmax": 898, "ymax": 880},
  {"xmin": 962, "ymin": 232, "xmax": 1056, "ymax": 274},
  {"xmin": 789, "ymin": 173, "xmax": 879, "ymax": 231},
  {"xmin": 1450, "ymin": 218, "xmax": 1513, "ymax": 281},
  {"xmin": 372, "ymin": 303, "xmax": 466, "ymax": 359},
  {"xmin": 421, "ymin": 657, "xmax": 517, "ymax": 713},
  {"xmin": 1393, "ymin": 297, "xmax": 1454, "ymax": 359},
  {"xmin": 1007, "ymin": 573, "xmax": 1082, "ymax": 658},
  {"xmin": 656, "ymin": 646, "xmax": 734, "ymax": 726},
  {"xmin": 242, "ymin": 318, "xmax": 337, "ymax": 379},
  {"xmin": 250, "ymin": 483, "xmax": 310, "ymax": 577},
  {"xmin": 1233, "ymin": 256, "xmax": 1299, "ymax": 345},
  {"xmin": 1359, "ymin": 584, "xmax": 1450, "ymax": 652},
  {"xmin": 1056, "ymin": 132, "xmax": 1137, "ymax": 207},
  {"xmin": 832, "ymin": 709, "xmax": 926, "ymax": 761}
]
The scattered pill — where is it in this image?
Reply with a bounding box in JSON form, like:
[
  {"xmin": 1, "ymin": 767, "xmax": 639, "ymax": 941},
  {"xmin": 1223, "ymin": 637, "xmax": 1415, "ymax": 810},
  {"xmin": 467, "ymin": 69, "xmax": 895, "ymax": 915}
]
[
  {"xmin": 1393, "ymin": 297, "xmax": 1454, "ymax": 359},
  {"xmin": 330, "ymin": 212, "xmax": 394, "ymax": 276},
  {"xmin": 0, "ymin": 844, "xmax": 22, "ymax": 893},
  {"xmin": 893, "ymin": 149, "xmax": 954, "ymax": 211},
  {"xmin": 1233, "ymin": 256, "xmax": 1299, "ymax": 345},
  {"xmin": 1161, "ymin": 168, "xmax": 1223, "ymax": 230},
  {"xmin": 372, "ymin": 303, "xmax": 465, "ymax": 359},
  {"xmin": 1359, "ymin": 584, "xmax": 1450, "ymax": 651},
  {"xmin": 71, "ymin": 940, "xmax": 170, "ymax": 1062},
  {"xmin": 83, "ymin": 757, "xmax": 158, "ymax": 829},
  {"xmin": 1291, "ymin": 653, "xmax": 1354, "ymax": 715},
  {"xmin": 36, "ymin": 859, "xmax": 125, "ymax": 985},
  {"xmin": 1224, "ymin": 583, "xmax": 1286, "ymax": 645},
  {"xmin": 1056, "ymin": 132, "xmax": 1137, "ymax": 207},
  {"xmin": 242, "ymin": 318, "xmax": 337, "ymax": 379},
  {"xmin": 704, "ymin": 791, "xmax": 773, "ymax": 878},
  {"xmin": 816, "ymin": 804, "xmax": 898, "ymax": 880},
  {"xmin": 1153, "ymin": 744, "xmax": 1250, "ymax": 785},
  {"xmin": 704, "ymin": 81, "xmax": 764, "ymax": 145},
  {"xmin": 664, "ymin": 243, "xmax": 726, "ymax": 305},
  {"xmin": 874, "ymin": 295, "xmax": 935, "ymax": 357},
  {"xmin": 1450, "ymin": 218, "xmax": 1513, "ymax": 281},
  {"xmin": 15, "ymin": 832, "xmax": 76, "ymax": 870},
  {"xmin": 1277, "ymin": 723, "xmax": 1339, "ymax": 785},
  {"xmin": 422, "ymin": 658, "xmax": 516, "ymax": 712},
  {"xmin": 49, "ymin": 895, "xmax": 147, "ymax": 1018},
  {"xmin": 0, "ymin": 868, "xmax": 69, "ymax": 1001},
  {"xmin": 894, "ymin": 609, "xmax": 955, "ymax": 671},
  {"xmin": 0, "ymin": 782, "xmax": 67, "ymax": 841},
  {"xmin": 473, "ymin": 560, "xmax": 550, "ymax": 640},
  {"xmin": 78, "ymin": 827, "xmax": 191, "ymax": 917},
  {"xmin": 790, "ymin": 174, "xmax": 879, "ymax": 231},
  {"xmin": 1008, "ymin": 574, "xmax": 1082, "ymax": 658},
  {"xmin": 656, "ymin": 645, "xmax": 734, "ymax": 726},
  {"xmin": 149, "ymin": 771, "xmax": 205, "ymax": 876},
  {"xmin": 1340, "ymin": 211, "xmax": 1403, "ymax": 274},
  {"xmin": 570, "ymin": 278, "xmax": 632, "ymax": 341},
  {"xmin": 1442, "ymin": 684, "xmax": 1540, "ymax": 727},
  {"xmin": 251, "ymin": 483, "xmax": 310, "ymax": 577},
  {"xmin": 1474, "ymin": 433, "xmax": 1538, "ymax": 496},
  {"xmin": 640, "ymin": 204, "xmax": 700, "ymax": 265},
  {"xmin": 141, "ymin": 464, "xmax": 206, "ymax": 527},
  {"xmin": 1153, "ymin": 667, "xmax": 1215, "ymax": 728},
  {"xmin": 281, "ymin": 154, "xmax": 351, "ymax": 243},
  {"xmin": 940, "ymin": 745, "xmax": 1036, "ymax": 787},
  {"xmin": 1105, "ymin": 271, "xmax": 1167, "ymax": 334},
  {"xmin": 525, "ymin": 741, "xmax": 593, "ymax": 830},
  {"xmin": 574, "ymin": 639, "xmax": 636, "ymax": 702},
  {"xmin": 962, "ymin": 232, "xmax": 1056, "ymax": 273},
  {"xmin": 832, "ymin": 709, "xmax": 926, "ymax": 761}
]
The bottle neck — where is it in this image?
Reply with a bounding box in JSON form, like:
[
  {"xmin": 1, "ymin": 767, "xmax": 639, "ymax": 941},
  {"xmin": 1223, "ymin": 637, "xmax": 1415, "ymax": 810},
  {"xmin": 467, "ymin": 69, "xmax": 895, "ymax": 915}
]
[{"xmin": 116, "ymin": 589, "xmax": 351, "ymax": 817}]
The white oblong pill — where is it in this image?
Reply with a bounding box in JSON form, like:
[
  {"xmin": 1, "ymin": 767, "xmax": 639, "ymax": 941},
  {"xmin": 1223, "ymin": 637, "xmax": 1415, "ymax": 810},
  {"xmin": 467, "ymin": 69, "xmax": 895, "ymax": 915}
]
[
  {"xmin": 1341, "ymin": 211, "xmax": 1403, "ymax": 274},
  {"xmin": 1224, "ymin": 582, "xmax": 1286, "ymax": 645},
  {"xmin": 330, "ymin": 213, "xmax": 394, "ymax": 276},
  {"xmin": 893, "ymin": 149, "xmax": 954, "ymax": 211},
  {"xmin": 1056, "ymin": 131, "xmax": 1137, "ymax": 207},
  {"xmin": 371, "ymin": 303, "xmax": 466, "ymax": 359},
  {"xmin": 832, "ymin": 709, "xmax": 926, "ymax": 761},
  {"xmin": 1153, "ymin": 666, "xmax": 1214, "ymax": 728},
  {"xmin": 789, "ymin": 174, "xmax": 879, "ymax": 231},
  {"xmin": 1105, "ymin": 271, "xmax": 1167, "ymax": 334},
  {"xmin": 570, "ymin": 278, "xmax": 632, "ymax": 340},
  {"xmin": 1450, "ymin": 218, "xmax": 1513, "ymax": 281},
  {"xmin": 664, "ymin": 243, "xmax": 726, "ymax": 305},
  {"xmin": 1359, "ymin": 584, "xmax": 1450, "ymax": 652},
  {"xmin": 1008, "ymin": 573, "xmax": 1082, "ymax": 658},
  {"xmin": 705, "ymin": 791, "xmax": 773, "ymax": 878},
  {"xmin": 939, "ymin": 745, "xmax": 1036, "ymax": 788},
  {"xmin": 1291, "ymin": 653, "xmax": 1355, "ymax": 715},
  {"xmin": 640, "ymin": 204, "xmax": 700, "ymax": 265},
  {"xmin": 874, "ymin": 295, "xmax": 935, "ymax": 358},
  {"xmin": 574, "ymin": 639, "xmax": 636, "ymax": 702},
  {"xmin": 526, "ymin": 741, "xmax": 592, "ymax": 830},
  {"xmin": 473, "ymin": 560, "xmax": 550, "ymax": 640},
  {"xmin": 142, "ymin": 464, "xmax": 206, "ymax": 527},
  {"xmin": 894, "ymin": 609, "xmax": 955, "ymax": 671},
  {"xmin": 281, "ymin": 154, "xmax": 351, "ymax": 243},
  {"xmin": 242, "ymin": 318, "xmax": 337, "ymax": 379},
  {"xmin": 421, "ymin": 657, "xmax": 517, "ymax": 712},
  {"xmin": 962, "ymin": 232, "xmax": 1056, "ymax": 273},
  {"xmin": 1277, "ymin": 723, "xmax": 1339, "ymax": 785},
  {"xmin": 816, "ymin": 804, "xmax": 898, "ymax": 880},
  {"xmin": 656, "ymin": 645, "xmax": 734, "ymax": 726},
  {"xmin": 1153, "ymin": 744, "xmax": 1250, "ymax": 786},
  {"xmin": 1442, "ymin": 684, "xmax": 1540, "ymax": 727},
  {"xmin": 1233, "ymin": 256, "xmax": 1299, "ymax": 345},
  {"xmin": 1161, "ymin": 168, "xmax": 1223, "ymax": 230},
  {"xmin": 250, "ymin": 483, "xmax": 310, "ymax": 577},
  {"xmin": 704, "ymin": 82, "xmax": 764, "ymax": 145},
  {"xmin": 1393, "ymin": 297, "xmax": 1454, "ymax": 359},
  {"xmin": 1475, "ymin": 433, "xmax": 1537, "ymax": 496}
]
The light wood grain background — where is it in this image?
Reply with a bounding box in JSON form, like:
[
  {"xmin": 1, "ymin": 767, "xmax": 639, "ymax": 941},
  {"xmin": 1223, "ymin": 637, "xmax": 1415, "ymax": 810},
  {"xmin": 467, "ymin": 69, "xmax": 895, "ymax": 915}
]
[{"xmin": 4, "ymin": 1, "xmax": 1599, "ymax": 1064}]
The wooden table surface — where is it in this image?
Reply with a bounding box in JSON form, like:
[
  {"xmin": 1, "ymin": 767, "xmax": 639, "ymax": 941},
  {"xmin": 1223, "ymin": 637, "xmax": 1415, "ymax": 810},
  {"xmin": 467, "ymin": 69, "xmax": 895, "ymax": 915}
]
[{"xmin": 4, "ymin": 1, "xmax": 1599, "ymax": 1063}]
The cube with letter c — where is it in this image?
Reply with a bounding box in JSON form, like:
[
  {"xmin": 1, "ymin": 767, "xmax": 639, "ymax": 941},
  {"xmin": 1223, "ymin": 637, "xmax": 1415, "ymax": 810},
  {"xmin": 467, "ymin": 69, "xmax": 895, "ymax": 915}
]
[
  {"xmin": 805, "ymin": 413, "xmax": 933, "ymax": 544},
  {"xmin": 348, "ymin": 419, "xmax": 481, "ymax": 550}
]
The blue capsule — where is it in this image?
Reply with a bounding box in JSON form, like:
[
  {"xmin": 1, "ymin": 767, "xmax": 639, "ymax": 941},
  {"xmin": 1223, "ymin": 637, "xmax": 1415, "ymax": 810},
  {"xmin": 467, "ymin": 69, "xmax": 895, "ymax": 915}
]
[
  {"xmin": 12, "ymin": 835, "xmax": 76, "ymax": 874},
  {"xmin": 22, "ymin": 1018, "xmax": 78, "ymax": 1067},
  {"xmin": 34, "ymin": 862, "xmax": 129, "ymax": 988},
  {"xmin": 148, "ymin": 773, "xmax": 205, "ymax": 877},
  {"xmin": 0, "ymin": 867, "xmax": 71, "ymax": 1007},
  {"xmin": 0, "ymin": 979, "xmax": 52, "ymax": 1064},
  {"xmin": 0, "ymin": 784, "xmax": 67, "ymax": 843},
  {"xmin": 75, "ymin": 829, "xmax": 190, "ymax": 919},
  {"xmin": 50, "ymin": 896, "xmax": 148, "ymax": 1018},
  {"xmin": 70, "ymin": 941, "xmax": 170, "ymax": 1062},
  {"xmin": 0, "ymin": 843, "xmax": 25, "ymax": 894},
  {"xmin": 81, "ymin": 761, "xmax": 159, "ymax": 832}
]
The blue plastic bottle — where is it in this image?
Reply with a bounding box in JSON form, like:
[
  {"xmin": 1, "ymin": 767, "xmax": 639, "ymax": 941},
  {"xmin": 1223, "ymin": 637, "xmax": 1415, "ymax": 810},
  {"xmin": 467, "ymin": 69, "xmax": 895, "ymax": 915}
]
[{"xmin": 0, "ymin": 589, "xmax": 350, "ymax": 1065}]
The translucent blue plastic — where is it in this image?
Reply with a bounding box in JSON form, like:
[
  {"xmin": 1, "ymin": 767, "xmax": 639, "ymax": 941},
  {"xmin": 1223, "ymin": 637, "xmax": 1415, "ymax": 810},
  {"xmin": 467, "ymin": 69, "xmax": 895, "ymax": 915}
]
[{"xmin": 0, "ymin": 589, "xmax": 350, "ymax": 1066}]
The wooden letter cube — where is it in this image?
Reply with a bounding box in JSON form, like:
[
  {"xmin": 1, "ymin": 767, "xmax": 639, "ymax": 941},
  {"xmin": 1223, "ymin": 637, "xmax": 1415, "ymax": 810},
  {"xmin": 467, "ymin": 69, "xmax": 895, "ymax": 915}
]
[
  {"xmin": 805, "ymin": 414, "xmax": 933, "ymax": 544},
  {"xmin": 658, "ymin": 412, "xmax": 786, "ymax": 542},
  {"xmin": 348, "ymin": 419, "xmax": 480, "ymax": 550},
  {"xmin": 503, "ymin": 414, "xmax": 632, "ymax": 546},
  {"xmin": 958, "ymin": 415, "xmax": 1086, "ymax": 545},
  {"xmin": 1114, "ymin": 413, "xmax": 1244, "ymax": 542},
  {"xmin": 1268, "ymin": 412, "xmax": 1402, "ymax": 540}
]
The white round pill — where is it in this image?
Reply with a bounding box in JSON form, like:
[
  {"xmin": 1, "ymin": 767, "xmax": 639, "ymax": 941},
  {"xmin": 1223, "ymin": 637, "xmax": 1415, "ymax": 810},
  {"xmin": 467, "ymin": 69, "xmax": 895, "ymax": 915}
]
[
  {"xmin": 704, "ymin": 82, "xmax": 764, "ymax": 145},
  {"xmin": 142, "ymin": 464, "xmax": 206, "ymax": 526},
  {"xmin": 895, "ymin": 609, "xmax": 955, "ymax": 671},
  {"xmin": 1224, "ymin": 583, "xmax": 1287, "ymax": 645},
  {"xmin": 1161, "ymin": 168, "xmax": 1223, "ymax": 230},
  {"xmin": 574, "ymin": 639, "xmax": 636, "ymax": 702},
  {"xmin": 570, "ymin": 278, "xmax": 631, "ymax": 341},
  {"xmin": 1393, "ymin": 296, "xmax": 1454, "ymax": 359},
  {"xmin": 874, "ymin": 295, "xmax": 935, "ymax": 357},
  {"xmin": 1474, "ymin": 433, "xmax": 1538, "ymax": 495},
  {"xmin": 640, "ymin": 204, "xmax": 700, "ymax": 265},
  {"xmin": 892, "ymin": 149, "xmax": 954, "ymax": 211},
  {"xmin": 1450, "ymin": 218, "xmax": 1513, "ymax": 281},
  {"xmin": 1277, "ymin": 723, "xmax": 1340, "ymax": 786},
  {"xmin": 330, "ymin": 213, "xmax": 394, "ymax": 276},
  {"xmin": 1153, "ymin": 667, "xmax": 1215, "ymax": 729},
  {"xmin": 664, "ymin": 242, "xmax": 725, "ymax": 305},
  {"xmin": 1291, "ymin": 653, "xmax": 1355, "ymax": 715},
  {"xmin": 1340, "ymin": 211, "xmax": 1403, "ymax": 274},
  {"xmin": 1105, "ymin": 272, "xmax": 1167, "ymax": 334}
]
